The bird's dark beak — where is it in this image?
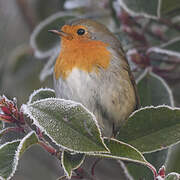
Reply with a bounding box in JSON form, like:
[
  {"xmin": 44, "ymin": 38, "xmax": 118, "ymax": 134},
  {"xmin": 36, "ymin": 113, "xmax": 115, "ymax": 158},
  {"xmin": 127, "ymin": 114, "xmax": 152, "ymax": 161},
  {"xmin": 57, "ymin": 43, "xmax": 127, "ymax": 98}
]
[{"xmin": 48, "ymin": 30, "xmax": 72, "ymax": 40}]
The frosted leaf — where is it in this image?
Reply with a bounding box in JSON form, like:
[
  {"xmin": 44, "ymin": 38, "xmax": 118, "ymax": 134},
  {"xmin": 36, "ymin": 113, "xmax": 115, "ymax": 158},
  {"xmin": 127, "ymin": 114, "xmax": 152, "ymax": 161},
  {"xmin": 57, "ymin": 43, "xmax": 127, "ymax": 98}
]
[
  {"xmin": 28, "ymin": 88, "xmax": 55, "ymax": 105},
  {"xmin": 61, "ymin": 151, "xmax": 85, "ymax": 178},
  {"xmin": 118, "ymin": 0, "xmax": 160, "ymax": 19},
  {"xmin": 117, "ymin": 105, "xmax": 180, "ymax": 153},
  {"xmin": 22, "ymin": 98, "xmax": 108, "ymax": 153},
  {"xmin": 165, "ymin": 172, "xmax": 180, "ymax": 180},
  {"xmin": 0, "ymin": 131, "xmax": 38, "ymax": 180},
  {"xmin": 137, "ymin": 69, "xmax": 174, "ymax": 107},
  {"xmin": 148, "ymin": 38, "xmax": 180, "ymax": 58},
  {"xmin": 94, "ymin": 138, "xmax": 149, "ymax": 168},
  {"xmin": 30, "ymin": 12, "xmax": 80, "ymax": 59},
  {"xmin": 118, "ymin": 0, "xmax": 180, "ymax": 19}
]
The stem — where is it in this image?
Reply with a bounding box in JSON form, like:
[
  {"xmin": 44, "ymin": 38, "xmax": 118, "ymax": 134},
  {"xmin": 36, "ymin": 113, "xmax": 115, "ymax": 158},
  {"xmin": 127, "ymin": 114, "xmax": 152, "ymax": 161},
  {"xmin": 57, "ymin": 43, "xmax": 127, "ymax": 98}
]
[
  {"xmin": 38, "ymin": 141, "xmax": 57, "ymax": 156},
  {"xmin": 146, "ymin": 163, "xmax": 158, "ymax": 179}
]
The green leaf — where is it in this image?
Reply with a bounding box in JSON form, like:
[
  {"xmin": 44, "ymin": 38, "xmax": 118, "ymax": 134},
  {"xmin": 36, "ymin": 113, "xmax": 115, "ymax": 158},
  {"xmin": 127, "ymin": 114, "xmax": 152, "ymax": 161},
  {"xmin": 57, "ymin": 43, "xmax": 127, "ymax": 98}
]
[
  {"xmin": 22, "ymin": 98, "xmax": 108, "ymax": 153},
  {"xmin": 62, "ymin": 151, "xmax": 85, "ymax": 178},
  {"xmin": 125, "ymin": 162, "xmax": 154, "ymax": 180},
  {"xmin": 30, "ymin": 12, "xmax": 79, "ymax": 58},
  {"xmin": 144, "ymin": 149, "xmax": 168, "ymax": 170},
  {"xmin": 119, "ymin": 0, "xmax": 180, "ymax": 19},
  {"xmin": 95, "ymin": 139, "xmax": 156, "ymax": 180},
  {"xmin": 0, "ymin": 140, "xmax": 20, "ymax": 180},
  {"xmin": 28, "ymin": 88, "xmax": 55, "ymax": 104},
  {"xmin": 117, "ymin": 106, "xmax": 180, "ymax": 152},
  {"xmin": 18, "ymin": 131, "xmax": 39, "ymax": 156},
  {"xmin": 119, "ymin": 0, "xmax": 159, "ymax": 18},
  {"xmin": 160, "ymin": 0, "xmax": 180, "ymax": 17},
  {"xmin": 137, "ymin": 70, "xmax": 174, "ymax": 107},
  {"xmin": 125, "ymin": 148, "xmax": 168, "ymax": 179},
  {"xmin": 161, "ymin": 38, "xmax": 180, "ymax": 56},
  {"xmin": 8, "ymin": 45, "xmax": 34, "ymax": 75},
  {"xmin": 96, "ymin": 138, "xmax": 147, "ymax": 164},
  {"xmin": 165, "ymin": 173, "xmax": 180, "ymax": 180},
  {"xmin": 166, "ymin": 143, "xmax": 180, "ymax": 174},
  {"xmin": 0, "ymin": 131, "xmax": 38, "ymax": 180}
]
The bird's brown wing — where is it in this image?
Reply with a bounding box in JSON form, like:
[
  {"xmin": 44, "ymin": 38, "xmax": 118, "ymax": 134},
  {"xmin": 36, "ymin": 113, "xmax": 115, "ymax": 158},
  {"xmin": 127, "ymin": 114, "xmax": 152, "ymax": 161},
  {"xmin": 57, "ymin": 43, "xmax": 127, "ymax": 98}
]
[{"xmin": 117, "ymin": 48, "xmax": 140, "ymax": 110}]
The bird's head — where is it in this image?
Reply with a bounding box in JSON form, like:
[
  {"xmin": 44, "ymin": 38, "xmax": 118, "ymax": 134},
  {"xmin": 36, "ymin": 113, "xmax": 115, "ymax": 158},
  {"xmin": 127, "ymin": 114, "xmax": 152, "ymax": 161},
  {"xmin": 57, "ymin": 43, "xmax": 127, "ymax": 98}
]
[{"xmin": 50, "ymin": 19, "xmax": 120, "ymax": 79}]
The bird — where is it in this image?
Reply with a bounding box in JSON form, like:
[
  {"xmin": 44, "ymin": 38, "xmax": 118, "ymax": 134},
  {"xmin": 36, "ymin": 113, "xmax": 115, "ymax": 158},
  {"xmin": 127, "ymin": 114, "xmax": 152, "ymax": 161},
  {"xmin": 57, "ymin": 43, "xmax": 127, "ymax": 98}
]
[{"xmin": 50, "ymin": 19, "xmax": 139, "ymax": 137}]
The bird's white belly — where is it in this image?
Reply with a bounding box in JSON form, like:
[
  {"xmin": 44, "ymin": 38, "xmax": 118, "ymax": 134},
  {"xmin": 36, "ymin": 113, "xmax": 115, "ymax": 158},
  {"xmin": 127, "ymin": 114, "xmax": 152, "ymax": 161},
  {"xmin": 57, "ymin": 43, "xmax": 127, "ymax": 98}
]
[
  {"xmin": 54, "ymin": 68, "xmax": 97, "ymax": 107},
  {"xmin": 54, "ymin": 66, "xmax": 136, "ymax": 137}
]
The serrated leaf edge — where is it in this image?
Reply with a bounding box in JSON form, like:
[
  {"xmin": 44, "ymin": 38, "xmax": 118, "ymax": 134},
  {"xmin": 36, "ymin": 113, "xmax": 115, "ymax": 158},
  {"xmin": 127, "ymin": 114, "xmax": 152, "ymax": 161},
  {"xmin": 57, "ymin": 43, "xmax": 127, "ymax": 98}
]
[
  {"xmin": 61, "ymin": 151, "xmax": 85, "ymax": 179},
  {"xmin": 136, "ymin": 69, "xmax": 174, "ymax": 107},
  {"xmin": 30, "ymin": 11, "xmax": 80, "ymax": 58},
  {"xmin": 118, "ymin": 0, "xmax": 160, "ymax": 19},
  {"xmin": 22, "ymin": 98, "xmax": 110, "ymax": 154},
  {"xmin": 27, "ymin": 88, "xmax": 55, "ymax": 105}
]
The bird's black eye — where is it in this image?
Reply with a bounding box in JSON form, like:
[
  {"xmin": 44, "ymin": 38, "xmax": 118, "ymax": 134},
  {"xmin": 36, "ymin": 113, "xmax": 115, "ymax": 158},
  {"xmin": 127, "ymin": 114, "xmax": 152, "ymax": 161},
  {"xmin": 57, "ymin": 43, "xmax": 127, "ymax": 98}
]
[{"xmin": 77, "ymin": 28, "xmax": 85, "ymax": 35}]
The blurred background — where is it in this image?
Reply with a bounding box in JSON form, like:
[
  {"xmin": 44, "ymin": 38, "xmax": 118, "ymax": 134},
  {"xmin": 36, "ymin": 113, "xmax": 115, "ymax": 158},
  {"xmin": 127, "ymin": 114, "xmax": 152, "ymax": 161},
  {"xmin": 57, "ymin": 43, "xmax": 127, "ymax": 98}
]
[{"xmin": 0, "ymin": 0, "xmax": 180, "ymax": 179}]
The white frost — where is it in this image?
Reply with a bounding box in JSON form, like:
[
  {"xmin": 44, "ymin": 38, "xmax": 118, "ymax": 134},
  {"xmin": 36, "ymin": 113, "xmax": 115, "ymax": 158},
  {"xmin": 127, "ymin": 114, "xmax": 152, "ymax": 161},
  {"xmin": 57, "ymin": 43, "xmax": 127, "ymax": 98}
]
[
  {"xmin": 27, "ymin": 88, "xmax": 55, "ymax": 105},
  {"xmin": 136, "ymin": 69, "xmax": 174, "ymax": 107},
  {"xmin": 22, "ymin": 98, "xmax": 109, "ymax": 154},
  {"xmin": 118, "ymin": 0, "xmax": 160, "ymax": 19},
  {"xmin": 30, "ymin": 11, "xmax": 79, "ymax": 59}
]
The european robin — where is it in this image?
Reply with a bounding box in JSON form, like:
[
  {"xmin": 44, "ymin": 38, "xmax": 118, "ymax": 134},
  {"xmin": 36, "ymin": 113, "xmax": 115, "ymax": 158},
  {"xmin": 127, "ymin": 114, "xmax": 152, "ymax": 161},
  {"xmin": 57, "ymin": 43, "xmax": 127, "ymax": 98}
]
[{"xmin": 50, "ymin": 19, "xmax": 139, "ymax": 137}]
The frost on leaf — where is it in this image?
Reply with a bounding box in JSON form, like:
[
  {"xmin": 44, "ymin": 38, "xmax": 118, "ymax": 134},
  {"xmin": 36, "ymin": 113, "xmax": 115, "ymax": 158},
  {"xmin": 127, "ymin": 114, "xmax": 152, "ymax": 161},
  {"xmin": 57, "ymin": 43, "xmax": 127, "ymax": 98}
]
[
  {"xmin": 117, "ymin": 105, "xmax": 180, "ymax": 153},
  {"xmin": 0, "ymin": 131, "xmax": 38, "ymax": 180},
  {"xmin": 95, "ymin": 138, "xmax": 147, "ymax": 164},
  {"xmin": 61, "ymin": 151, "xmax": 85, "ymax": 178},
  {"xmin": 137, "ymin": 69, "xmax": 174, "ymax": 107},
  {"xmin": 118, "ymin": 0, "xmax": 159, "ymax": 19},
  {"xmin": 28, "ymin": 88, "xmax": 55, "ymax": 104},
  {"xmin": 165, "ymin": 172, "xmax": 180, "ymax": 180},
  {"xmin": 118, "ymin": 0, "xmax": 180, "ymax": 19},
  {"xmin": 22, "ymin": 98, "xmax": 108, "ymax": 153},
  {"xmin": 148, "ymin": 38, "xmax": 180, "ymax": 58},
  {"xmin": 30, "ymin": 12, "xmax": 80, "ymax": 58}
]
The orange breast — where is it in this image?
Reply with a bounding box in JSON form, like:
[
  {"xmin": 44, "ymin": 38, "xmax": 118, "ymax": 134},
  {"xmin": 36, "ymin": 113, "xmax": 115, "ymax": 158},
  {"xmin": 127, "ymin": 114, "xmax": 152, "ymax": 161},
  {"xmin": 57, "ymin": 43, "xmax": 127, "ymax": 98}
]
[{"xmin": 54, "ymin": 38, "xmax": 111, "ymax": 80}]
